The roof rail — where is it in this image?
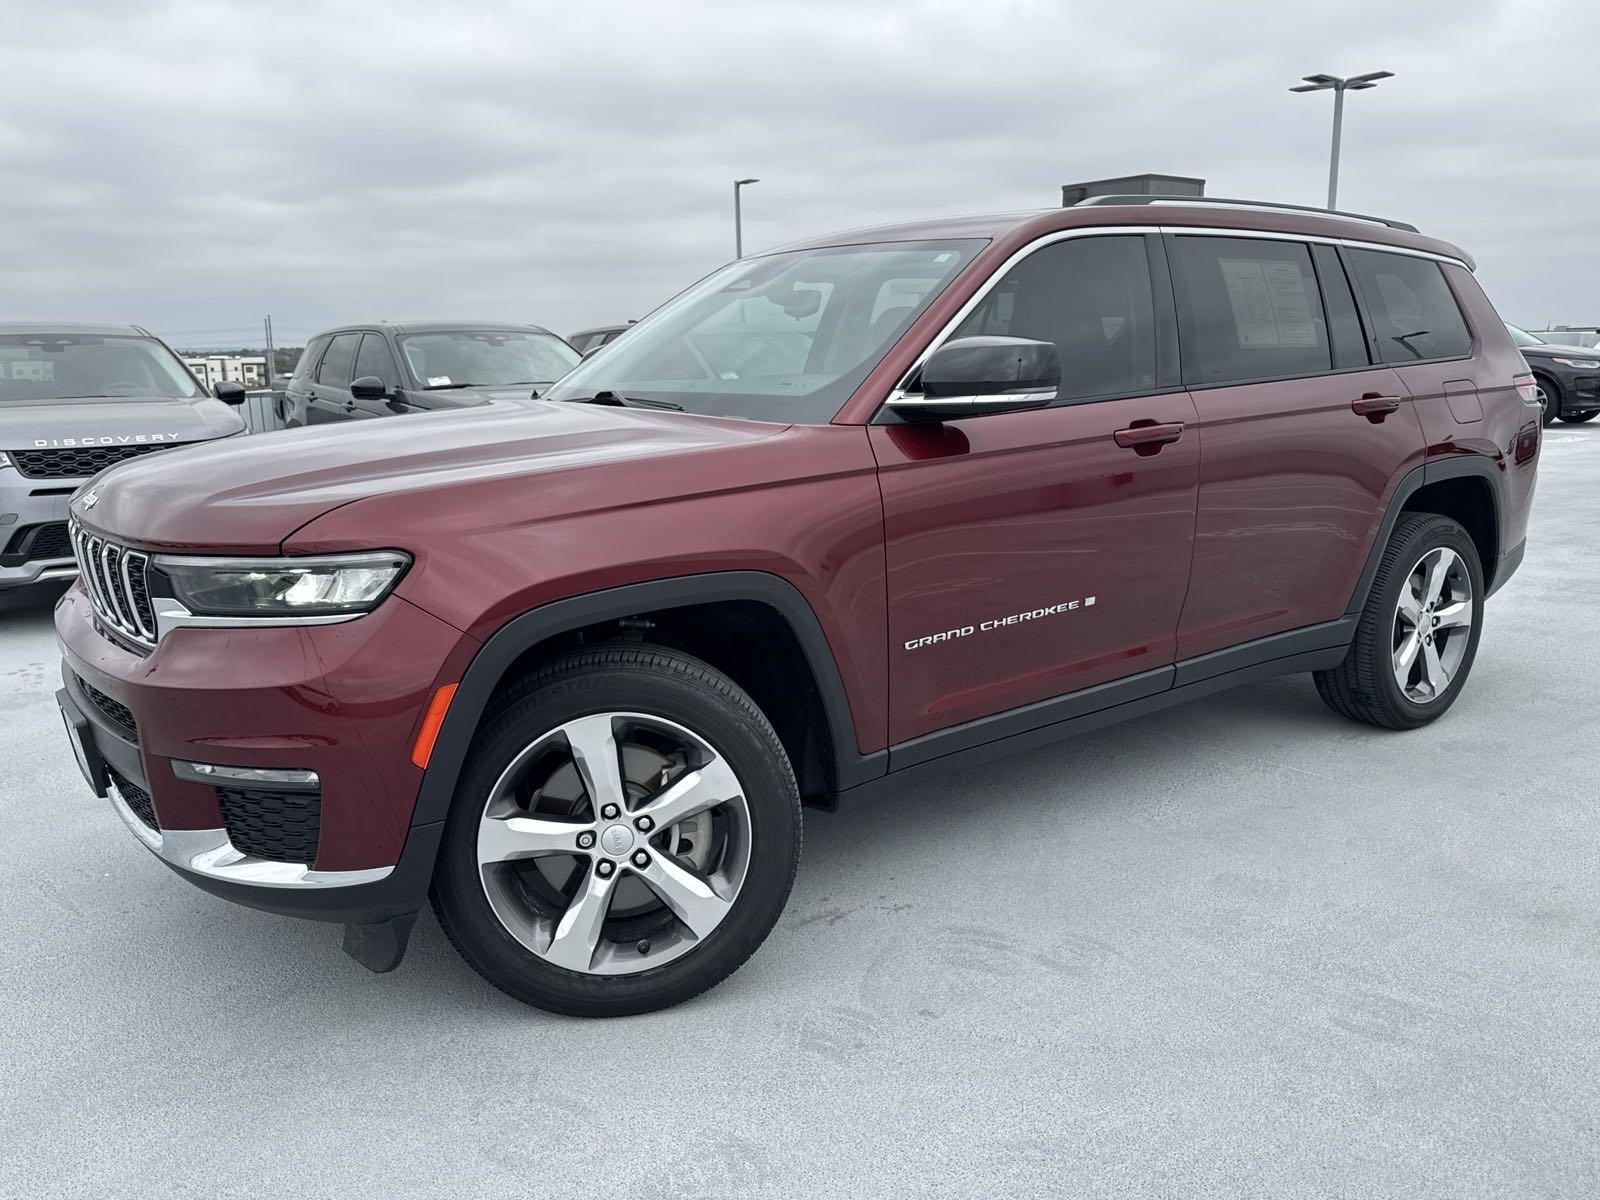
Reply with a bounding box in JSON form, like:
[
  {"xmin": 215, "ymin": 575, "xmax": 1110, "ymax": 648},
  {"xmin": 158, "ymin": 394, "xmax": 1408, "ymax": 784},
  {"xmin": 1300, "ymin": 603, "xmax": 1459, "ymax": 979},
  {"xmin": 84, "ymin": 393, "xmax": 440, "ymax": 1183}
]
[{"xmin": 1073, "ymin": 194, "xmax": 1419, "ymax": 234}]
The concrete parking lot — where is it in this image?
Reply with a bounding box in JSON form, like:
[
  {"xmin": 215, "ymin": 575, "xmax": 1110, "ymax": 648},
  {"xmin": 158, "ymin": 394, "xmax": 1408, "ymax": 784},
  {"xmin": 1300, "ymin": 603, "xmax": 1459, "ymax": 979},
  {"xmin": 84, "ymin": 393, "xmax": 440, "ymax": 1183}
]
[{"xmin": 3, "ymin": 429, "xmax": 1597, "ymax": 1199}]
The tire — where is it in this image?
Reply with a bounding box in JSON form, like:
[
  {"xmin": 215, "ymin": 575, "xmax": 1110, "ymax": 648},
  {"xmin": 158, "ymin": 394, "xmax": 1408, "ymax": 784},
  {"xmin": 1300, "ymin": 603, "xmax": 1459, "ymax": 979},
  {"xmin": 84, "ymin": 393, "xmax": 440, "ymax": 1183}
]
[
  {"xmin": 1559, "ymin": 410, "xmax": 1599, "ymax": 424},
  {"xmin": 1534, "ymin": 375, "xmax": 1562, "ymax": 426},
  {"xmin": 1314, "ymin": 512, "xmax": 1484, "ymax": 731},
  {"xmin": 431, "ymin": 644, "xmax": 801, "ymax": 1016}
]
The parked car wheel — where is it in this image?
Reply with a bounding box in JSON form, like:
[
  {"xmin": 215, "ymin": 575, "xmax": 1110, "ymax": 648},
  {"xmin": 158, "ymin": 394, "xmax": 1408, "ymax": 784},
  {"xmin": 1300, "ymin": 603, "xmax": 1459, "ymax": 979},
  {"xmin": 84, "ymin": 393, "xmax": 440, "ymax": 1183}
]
[
  {"xmin": 1533, "ymin": 375, "xmax": 1562, "ymax": 426},
  {"xmin": 431, "ymin": 645, "xmax": 801, "ymax": 1016},
  {"xmin": 1558, "ymin": 410, "xmax": 1598, "ymax": 424},
  {"xmin": 1313, "ymin": 513, "xmax": 1484, "ymax": 731}
]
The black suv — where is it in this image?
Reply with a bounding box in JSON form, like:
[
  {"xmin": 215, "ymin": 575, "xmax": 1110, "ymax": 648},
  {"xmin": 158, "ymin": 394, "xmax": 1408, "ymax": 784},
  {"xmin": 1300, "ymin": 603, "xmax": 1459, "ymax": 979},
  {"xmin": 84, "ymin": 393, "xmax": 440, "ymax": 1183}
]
[
  {"xmin": 282, "ymin": 321, "xmax": 580, "ymax": 426},
  {"xmin": 1507, "ymin": 324, "xmax": 1600, "ymax": 426}
]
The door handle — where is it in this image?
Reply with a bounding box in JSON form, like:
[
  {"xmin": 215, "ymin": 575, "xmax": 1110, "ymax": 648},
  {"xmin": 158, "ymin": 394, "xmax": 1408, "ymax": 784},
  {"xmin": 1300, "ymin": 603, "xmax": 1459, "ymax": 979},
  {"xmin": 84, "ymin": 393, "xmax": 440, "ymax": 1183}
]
[
  {"xmin": 1113, "ymin": 422, "xmax": 1185, "ymax": 454},
  {"xmin": 1352, "ymin": 393, "xmax": 1402, "ymax": 420}
]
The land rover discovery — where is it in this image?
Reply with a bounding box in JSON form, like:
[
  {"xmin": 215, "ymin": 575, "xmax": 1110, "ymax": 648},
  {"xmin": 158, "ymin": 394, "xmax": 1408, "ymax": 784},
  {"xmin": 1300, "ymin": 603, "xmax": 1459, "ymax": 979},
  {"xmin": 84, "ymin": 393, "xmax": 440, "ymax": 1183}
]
[{"xmin": 55, "ymin": 198, "xmax": 1539, "ymax": 1015}]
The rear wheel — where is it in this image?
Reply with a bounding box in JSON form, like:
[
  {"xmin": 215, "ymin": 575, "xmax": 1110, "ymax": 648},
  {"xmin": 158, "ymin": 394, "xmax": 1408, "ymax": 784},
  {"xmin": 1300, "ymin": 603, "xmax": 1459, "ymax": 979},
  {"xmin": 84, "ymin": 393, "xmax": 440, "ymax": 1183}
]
[
  {"xmin": 431, "ymin": 645, "xmax": 801, "ymax": 1016},
  {"xmin": 1314, "ymin": 513, "xmax": 1484, "ymax": 730},
  {"xmin": 1534, "ymin": 376, "xmax": 1561, "ymax": 426}
]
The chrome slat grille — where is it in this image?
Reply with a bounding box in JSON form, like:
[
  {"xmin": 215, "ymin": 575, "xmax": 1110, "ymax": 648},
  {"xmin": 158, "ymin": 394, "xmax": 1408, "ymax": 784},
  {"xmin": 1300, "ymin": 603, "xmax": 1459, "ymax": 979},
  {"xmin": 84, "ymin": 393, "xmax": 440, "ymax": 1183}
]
[{"xmin": 69, "ymin": 519, "xmax": 157, "ymax": 649}]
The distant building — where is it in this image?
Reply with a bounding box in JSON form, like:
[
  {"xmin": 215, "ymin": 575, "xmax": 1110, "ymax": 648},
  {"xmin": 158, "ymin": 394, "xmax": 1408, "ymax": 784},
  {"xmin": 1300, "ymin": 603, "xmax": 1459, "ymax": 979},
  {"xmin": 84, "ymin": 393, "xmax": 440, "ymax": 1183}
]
[
  {"xmin": 1061, "ymin": 173, "xmax": 1206, "ymax": 207},
  {"xmin": 183, "ymin": 354, "xmax": 268, "ymax": 388}
]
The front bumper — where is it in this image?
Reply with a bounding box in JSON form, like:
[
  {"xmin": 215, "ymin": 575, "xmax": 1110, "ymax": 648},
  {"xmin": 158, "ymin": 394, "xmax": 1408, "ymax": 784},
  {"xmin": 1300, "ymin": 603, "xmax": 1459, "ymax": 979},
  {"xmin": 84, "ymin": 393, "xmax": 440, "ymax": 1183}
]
[
  {"xmin": 54, "ymin": 583, "xmax": 469, "ymax": 924},
  {"xmin": 0, "ymin": 472, "xmax": 79, "ymax": 589},
  {"xmin": 1556, "ymin": 369, "xmax": 1600, "ymax": 413}
]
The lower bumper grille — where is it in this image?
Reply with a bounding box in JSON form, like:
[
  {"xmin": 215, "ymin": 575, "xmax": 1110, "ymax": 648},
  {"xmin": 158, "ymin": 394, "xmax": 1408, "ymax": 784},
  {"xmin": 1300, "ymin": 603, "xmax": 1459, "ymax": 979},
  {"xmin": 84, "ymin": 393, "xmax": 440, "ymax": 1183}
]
[
  {"xmin": 216, "ymin": 786, "xmax": 321, "ymax": 865},
  {"xmin": 77, "ymin": 674, "xmax": 138, "ymax": 741},
  {"xmin": 110, "ymin": 769, "xmax": 158, "ymax": 831},
  {"xmin": 1, "ymin": 521, "xmax": 73, "ymax": 566}
]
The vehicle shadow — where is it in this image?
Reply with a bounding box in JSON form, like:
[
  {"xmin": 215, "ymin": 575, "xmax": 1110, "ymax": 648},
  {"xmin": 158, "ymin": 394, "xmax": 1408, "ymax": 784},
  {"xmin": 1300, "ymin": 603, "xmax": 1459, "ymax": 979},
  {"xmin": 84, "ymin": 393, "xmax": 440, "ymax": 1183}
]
[{"xmin": 0, "ymin": 579, "xmax": 71, "ymax": 625}]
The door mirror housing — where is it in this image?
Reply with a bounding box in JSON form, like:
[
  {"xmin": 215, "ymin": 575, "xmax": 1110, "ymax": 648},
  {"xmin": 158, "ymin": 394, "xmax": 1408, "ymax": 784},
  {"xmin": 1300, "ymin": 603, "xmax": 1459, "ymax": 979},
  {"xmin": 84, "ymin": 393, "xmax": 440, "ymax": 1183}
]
[
  {"xmin": 213, "ymin": 380, "xmax": 248, "ymax": 405},
  {"xmin": 888, "ymin": 336, "xmax": 1059, "ymax": 423},
  {"xmin": 350, "ymin": 375, "xmax": 390, "ymax": 401}
]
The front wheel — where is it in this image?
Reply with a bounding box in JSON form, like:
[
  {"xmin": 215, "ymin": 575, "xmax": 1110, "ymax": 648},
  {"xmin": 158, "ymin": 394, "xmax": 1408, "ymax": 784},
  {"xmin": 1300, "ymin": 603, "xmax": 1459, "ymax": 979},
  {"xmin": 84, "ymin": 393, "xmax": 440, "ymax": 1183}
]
[
  {"xmin": 1559, "ymin": 410, "xmax": 1599, "ymax": 424},
  {"xmin": 431, "ymin": 645, "xmax": 801, "ymax": 1016},
  {"xmin": 1314, "ymin": 512, "xmax": 1484, "ymax": 730},
  {"xmin": 1535, "ymin": 377, "xmax": 1562, "ymax": 426}
]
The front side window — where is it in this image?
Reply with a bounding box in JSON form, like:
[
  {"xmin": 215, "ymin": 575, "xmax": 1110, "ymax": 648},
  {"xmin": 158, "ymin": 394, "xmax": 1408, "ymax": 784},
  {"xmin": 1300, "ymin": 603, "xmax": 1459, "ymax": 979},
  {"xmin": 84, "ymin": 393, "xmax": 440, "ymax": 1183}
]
[
  {"xmin": 0, "ymin": 334, "xmax": 203, "ymax": 403},
  {"xmin": 353, "ymin": 333, "xmax": 401, "ymax": 390},
  {"xmin": 949, "ymin": 235, "xmax": 1158, "ymax": 402},
  {"xmin": 1346, "ymin": 249, "xmax": 1472, "ymax": 363},
  {"xmin": 1170, "ymin": 236, "xmax": 1332, "ymax": 385},
  {"xmin": 542, "ymin": 239, "xmax": 984, "ymax": 424},
  {"xmin": 397, "ymin": 330, "xmax": 579, "ymax": 389},
  {"xmin": 317, "ymin": 333, "xmax": 360, "ymax": 386}
]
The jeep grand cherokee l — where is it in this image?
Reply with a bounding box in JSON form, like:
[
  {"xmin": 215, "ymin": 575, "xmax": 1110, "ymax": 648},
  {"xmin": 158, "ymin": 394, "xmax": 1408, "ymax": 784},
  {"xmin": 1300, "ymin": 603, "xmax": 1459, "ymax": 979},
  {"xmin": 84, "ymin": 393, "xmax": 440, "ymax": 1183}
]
[
  {"xmin": 55, "ymin": 197, "xmax": 1539, "ymax": 1016},
  {"xmin": 1, "ymin": 323, "xmax": 245, "ymax": 595}
]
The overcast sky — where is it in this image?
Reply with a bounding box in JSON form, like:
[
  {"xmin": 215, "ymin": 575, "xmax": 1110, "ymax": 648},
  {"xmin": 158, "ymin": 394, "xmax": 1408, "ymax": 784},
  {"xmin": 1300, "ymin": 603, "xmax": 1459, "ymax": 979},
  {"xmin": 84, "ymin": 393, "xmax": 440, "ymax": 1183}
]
[{"xmin": 1, "ymin": 0, "xmax": 1595, "ymax": 348}]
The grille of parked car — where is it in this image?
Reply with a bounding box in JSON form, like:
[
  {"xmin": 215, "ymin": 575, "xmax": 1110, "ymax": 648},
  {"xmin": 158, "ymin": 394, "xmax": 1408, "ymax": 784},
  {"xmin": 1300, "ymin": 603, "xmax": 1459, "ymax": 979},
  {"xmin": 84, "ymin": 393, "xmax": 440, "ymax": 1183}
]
[
  {"xmin": 215, "ymin": 786, "xmax": 322, "ymax": 865},
  {"xmin": 76, "ymin": 673, "xmax": 138, "ymax": 741},
  {"xmin": 7, "ymin": 442, "xmax": 179, "ymax": 480},
  {"xmin": 109, "ymin": 768, "xmax": 158, "ymax": 831},
  {"xmin": 1, "ymin": 521, "xmax": 73, "ymax": 564},
  {"xmin": 69, "ymin": 519, "xmax": 157, "ymax": 649}
]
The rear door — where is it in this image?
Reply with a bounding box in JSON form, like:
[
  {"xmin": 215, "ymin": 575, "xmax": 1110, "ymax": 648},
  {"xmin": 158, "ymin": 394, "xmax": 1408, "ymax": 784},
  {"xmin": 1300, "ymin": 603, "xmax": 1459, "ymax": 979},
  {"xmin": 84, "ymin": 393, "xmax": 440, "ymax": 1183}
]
[
  {"xmin": 872, "ymin": 232, "xmax": 1201, "ymax": 748},
  {"xmin": 1166, "ymin": 233, "xmax": 1426, "ymax": 663},
  {"xmin": 306, "ymin": 331, "xmax": 360, "ymax": 423},
  {"xmin": 349, "ymin": 332, "xmax": 408, "ymax": 418}
]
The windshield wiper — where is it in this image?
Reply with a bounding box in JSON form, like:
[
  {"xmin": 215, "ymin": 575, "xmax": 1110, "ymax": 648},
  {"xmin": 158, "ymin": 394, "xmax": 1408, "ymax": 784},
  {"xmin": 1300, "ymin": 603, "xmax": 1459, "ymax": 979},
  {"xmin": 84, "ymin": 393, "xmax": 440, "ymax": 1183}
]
[{"xmin": 567, "ymin": 390, "xmax": 684, "ymax": 411}]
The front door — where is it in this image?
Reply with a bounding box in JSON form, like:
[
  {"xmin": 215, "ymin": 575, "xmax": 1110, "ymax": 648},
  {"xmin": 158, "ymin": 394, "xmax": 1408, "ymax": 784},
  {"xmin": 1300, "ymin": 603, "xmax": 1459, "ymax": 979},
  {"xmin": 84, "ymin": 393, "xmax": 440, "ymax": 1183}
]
[
  {"xmin": 349, "ymin": 332, "xmax": 407, "ymax": 418},
  {"xmin": 871, "ymin": 232, "xmax": 1201, "ymax": 749},
  {"xmin": 306, "ymin": 331, "xmax": 360, "ymax": 424}
]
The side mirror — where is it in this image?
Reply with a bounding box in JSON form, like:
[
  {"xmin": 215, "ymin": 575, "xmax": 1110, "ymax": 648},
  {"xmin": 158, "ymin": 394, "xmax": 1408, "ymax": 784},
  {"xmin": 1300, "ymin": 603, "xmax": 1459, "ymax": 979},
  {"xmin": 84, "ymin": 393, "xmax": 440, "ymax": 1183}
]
[
  {"xmin": 350, "ymin": 375, "xmax": 390, "ymax": 401},
  {"xmin": 887, "ymin": 336, "xmax": 1059, "ymax": 423},
  {"xmin": 213, "ymin": 380, "xmax": 248, "ymax": 405}
]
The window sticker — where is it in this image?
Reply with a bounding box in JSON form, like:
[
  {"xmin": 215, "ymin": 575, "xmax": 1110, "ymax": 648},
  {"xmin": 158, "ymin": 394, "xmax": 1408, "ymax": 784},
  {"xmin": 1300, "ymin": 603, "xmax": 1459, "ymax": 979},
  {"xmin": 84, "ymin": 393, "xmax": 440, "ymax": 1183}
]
[
  {"xmin": 1219, "ymin": 258, "xmax": 1318, "ymax": 347},
  {"xmin": 427, "ymin": 375, "xmax": 452, "ymax": 386}
]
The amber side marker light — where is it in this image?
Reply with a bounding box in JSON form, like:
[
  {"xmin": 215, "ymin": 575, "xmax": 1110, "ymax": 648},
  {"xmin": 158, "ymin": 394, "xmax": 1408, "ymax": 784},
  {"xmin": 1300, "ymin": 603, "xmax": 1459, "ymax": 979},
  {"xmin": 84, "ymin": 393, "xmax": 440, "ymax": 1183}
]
[{"xmin": 411, "ymin": 683, "xmax": 459, "ymax": 769}]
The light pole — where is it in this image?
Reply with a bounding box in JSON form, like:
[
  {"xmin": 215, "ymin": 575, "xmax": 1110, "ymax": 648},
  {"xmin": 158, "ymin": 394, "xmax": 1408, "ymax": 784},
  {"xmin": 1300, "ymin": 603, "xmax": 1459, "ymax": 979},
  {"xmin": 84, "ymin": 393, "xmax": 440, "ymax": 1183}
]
[
  {"xmin": 733, "ymin": 178, "xmax": 759, "ymax": 258},
  {"xmin": 1290, "ymin": 71, "xmax": 1393, "ymax": 210}
]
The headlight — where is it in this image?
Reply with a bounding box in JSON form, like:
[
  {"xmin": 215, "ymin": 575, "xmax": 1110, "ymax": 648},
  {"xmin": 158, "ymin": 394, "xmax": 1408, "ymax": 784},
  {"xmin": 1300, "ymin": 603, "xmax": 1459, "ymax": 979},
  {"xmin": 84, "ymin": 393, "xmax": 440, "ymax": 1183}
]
[
  {"xmin": 152, "ymin": 550, "xmax": 411, "ymax": 617},
  {"xmin": 1551, "ymin": 357, "xmax": 1600, "ymax": 369}
]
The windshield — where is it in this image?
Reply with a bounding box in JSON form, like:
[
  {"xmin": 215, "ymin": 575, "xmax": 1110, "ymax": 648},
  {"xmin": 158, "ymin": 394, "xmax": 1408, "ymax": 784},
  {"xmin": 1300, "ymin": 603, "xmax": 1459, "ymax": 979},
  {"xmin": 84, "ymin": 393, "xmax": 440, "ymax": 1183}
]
[
  {"xmin": 543, "ymin": 239, "xmax": 985, "ymax": 423},
  {"xmin": 397, "ymin": 330, "xmax": 581, "ymax": 389},
  {"xmin": 0, "ymin": 334, "xmax": 203, "ymax": 402},
  {"xmin": 1505, "ymin": 323, "xmax": 1545, "ymax": 348}
]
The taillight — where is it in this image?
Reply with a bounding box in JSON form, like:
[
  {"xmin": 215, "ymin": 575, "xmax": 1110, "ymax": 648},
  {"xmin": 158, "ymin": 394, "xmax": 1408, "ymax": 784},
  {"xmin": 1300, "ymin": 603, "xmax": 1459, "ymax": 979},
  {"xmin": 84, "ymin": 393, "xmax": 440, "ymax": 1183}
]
[{"xmin": 1514, "ymin": 373, "xmax": 1540, "ymax": 406}]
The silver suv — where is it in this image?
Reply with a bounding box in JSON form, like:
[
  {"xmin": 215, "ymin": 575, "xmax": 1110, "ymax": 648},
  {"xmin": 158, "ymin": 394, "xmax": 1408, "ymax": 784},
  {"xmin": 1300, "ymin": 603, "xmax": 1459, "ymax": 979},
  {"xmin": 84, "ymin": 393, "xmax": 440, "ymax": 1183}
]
[{"xmin": 1, "ymin": 323, "xmax": 247, "ymax": 594}]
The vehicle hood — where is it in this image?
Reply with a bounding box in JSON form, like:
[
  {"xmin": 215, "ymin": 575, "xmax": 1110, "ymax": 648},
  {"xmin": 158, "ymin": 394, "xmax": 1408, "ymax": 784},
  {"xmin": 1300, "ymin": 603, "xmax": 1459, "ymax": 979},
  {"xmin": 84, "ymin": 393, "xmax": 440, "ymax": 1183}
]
[
  {"xmin": 1522, "ymin": 342, "xmax": 1600, "ymax": 362},
  {"xmin": 0, "ymin": 395, "xmax": 245, "ymax": 450},
  {"xmin": 73, "ymin": 400, "xmax": 786, "ymax": 553}
]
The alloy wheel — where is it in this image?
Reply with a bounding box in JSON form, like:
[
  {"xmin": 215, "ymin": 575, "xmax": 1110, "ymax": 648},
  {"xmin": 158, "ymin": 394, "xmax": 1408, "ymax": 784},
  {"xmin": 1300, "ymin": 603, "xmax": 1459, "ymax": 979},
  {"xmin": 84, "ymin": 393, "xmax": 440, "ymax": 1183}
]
[
  {"xmin": 475, "ymin": 712, "xmax": 751, "ymax": 975},
  {"xmin": 1392, "ymin": 546, "xmax": 1473, "ymax": 703}
]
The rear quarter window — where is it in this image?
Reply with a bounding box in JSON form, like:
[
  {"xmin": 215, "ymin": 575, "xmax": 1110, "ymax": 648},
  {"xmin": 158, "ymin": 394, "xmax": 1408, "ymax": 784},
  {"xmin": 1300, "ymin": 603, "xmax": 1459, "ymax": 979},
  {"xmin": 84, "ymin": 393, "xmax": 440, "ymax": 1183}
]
[{"xmin": 1346, "ymin": 249, "xmax": 1472, "ymax": 364}]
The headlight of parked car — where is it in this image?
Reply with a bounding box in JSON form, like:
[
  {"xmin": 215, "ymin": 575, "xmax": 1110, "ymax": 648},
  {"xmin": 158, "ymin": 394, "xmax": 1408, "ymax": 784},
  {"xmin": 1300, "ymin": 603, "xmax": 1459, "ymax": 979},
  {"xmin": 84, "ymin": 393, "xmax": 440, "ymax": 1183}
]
[
  {"xmin": 152, "ymin": 550, "xmax": 411, "ymax": 617},
  {"xmin": 1551, "ymin": 357, "xmax": 1600, "ymax": 369}
]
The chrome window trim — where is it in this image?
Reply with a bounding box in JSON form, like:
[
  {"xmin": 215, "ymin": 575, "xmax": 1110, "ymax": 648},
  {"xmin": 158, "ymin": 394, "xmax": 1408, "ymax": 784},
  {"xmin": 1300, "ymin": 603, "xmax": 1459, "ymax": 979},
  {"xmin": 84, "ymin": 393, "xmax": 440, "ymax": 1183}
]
[
  {"xmin": 881, "ymin": 222, "xmax": 1472, "ymax": 407},
  {"xmin": 107, "ymin": 776, "xmax": 392, "ymax": 889},
  {"xmin": 885, "ymin": 390, "xmax": 1057, "ymax": 412}
]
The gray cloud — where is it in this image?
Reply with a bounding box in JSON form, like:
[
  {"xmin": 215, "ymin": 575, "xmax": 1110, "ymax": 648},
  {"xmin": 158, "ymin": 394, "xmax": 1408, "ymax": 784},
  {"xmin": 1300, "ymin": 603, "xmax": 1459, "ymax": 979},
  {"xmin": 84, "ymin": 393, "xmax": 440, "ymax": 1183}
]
[{"xmin": 1, "ymin": 0, "xmax": 1595, "ymax": 346}]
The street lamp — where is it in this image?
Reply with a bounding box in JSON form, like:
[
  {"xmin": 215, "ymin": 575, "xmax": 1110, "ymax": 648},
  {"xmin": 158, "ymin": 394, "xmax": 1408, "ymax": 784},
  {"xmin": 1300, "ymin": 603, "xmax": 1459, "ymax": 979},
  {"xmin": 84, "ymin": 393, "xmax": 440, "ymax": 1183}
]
[
  {"xmin": 733, "ymin": 178, "xmax": 759, "ymax": 258},
  {"xmin": 1290, "ymin": 71, "xmax": 1393, "ymax": 210}
]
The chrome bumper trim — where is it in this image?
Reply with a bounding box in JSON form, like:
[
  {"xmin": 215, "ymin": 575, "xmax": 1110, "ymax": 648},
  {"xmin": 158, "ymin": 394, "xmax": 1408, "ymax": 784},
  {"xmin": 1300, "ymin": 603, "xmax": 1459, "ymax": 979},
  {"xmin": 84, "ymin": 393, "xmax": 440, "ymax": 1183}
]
[{"xmin": 108, "ymin": 778, "xmax": 393, "ymax": 890}]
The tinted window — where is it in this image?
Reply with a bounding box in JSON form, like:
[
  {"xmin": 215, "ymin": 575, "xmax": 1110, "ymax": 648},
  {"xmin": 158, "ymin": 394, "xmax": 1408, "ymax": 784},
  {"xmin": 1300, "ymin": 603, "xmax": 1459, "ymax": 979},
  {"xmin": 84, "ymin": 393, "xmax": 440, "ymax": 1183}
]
[
  {"xmin": 950, "ymin": 235, "xmax": 1157, "ymax": 402},
  {"xmin": 316, "ymin": 333, "xmax": 360, "ymax": 386},
  {"xmin": 1170, "ymin": 236, "xmax": 1331, "ymax": 385},
  {"xmin": 353, "ymin": 333, "xmax": 401, "ymax": 390},
  {"xmin": 292, "ymin": 336, "xmax": 328, "ymax": 381},
  {"xmin": 1346, "ymin": 249, "xmax": 1472, "ymax": 363}
]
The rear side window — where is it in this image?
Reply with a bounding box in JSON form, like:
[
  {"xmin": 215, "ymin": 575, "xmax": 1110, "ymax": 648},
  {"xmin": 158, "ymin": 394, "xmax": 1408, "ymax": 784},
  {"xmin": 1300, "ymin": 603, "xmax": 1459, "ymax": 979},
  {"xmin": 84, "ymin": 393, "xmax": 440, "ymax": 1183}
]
[
  {"xmin": 292, "ymin": 336, "xmax": 329, "ymax": 381},
  {"xmin": 1346, "ymin": 249, "xmax": 1472, "ymax": 363},
  {"xmin": 1169, "ymin": 236, "xmax": 1331, "ymax": 385},
  {"xmin": 951, "ymin": 235, "xmax": 1158, "ymax": 402},
  {"xmin": 316, "ymin": 333, "xmax": 360, "ymax": 386}
]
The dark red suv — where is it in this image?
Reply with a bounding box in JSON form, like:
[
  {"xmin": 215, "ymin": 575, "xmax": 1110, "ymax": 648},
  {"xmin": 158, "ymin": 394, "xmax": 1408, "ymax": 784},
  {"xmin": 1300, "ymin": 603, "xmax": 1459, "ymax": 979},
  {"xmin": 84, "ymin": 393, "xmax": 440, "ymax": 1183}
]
[{"xmin": 55, "ymin": 197, "xmax": 1541, "ymax": 1015}]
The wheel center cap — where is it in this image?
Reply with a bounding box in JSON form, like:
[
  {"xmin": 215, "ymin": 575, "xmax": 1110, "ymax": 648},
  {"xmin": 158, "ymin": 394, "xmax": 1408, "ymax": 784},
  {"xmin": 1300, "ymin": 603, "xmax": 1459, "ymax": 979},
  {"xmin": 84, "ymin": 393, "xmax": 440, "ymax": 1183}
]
[{"xmin": 600, "ymin": 824, "xmax": 635, "ymax": 856}]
